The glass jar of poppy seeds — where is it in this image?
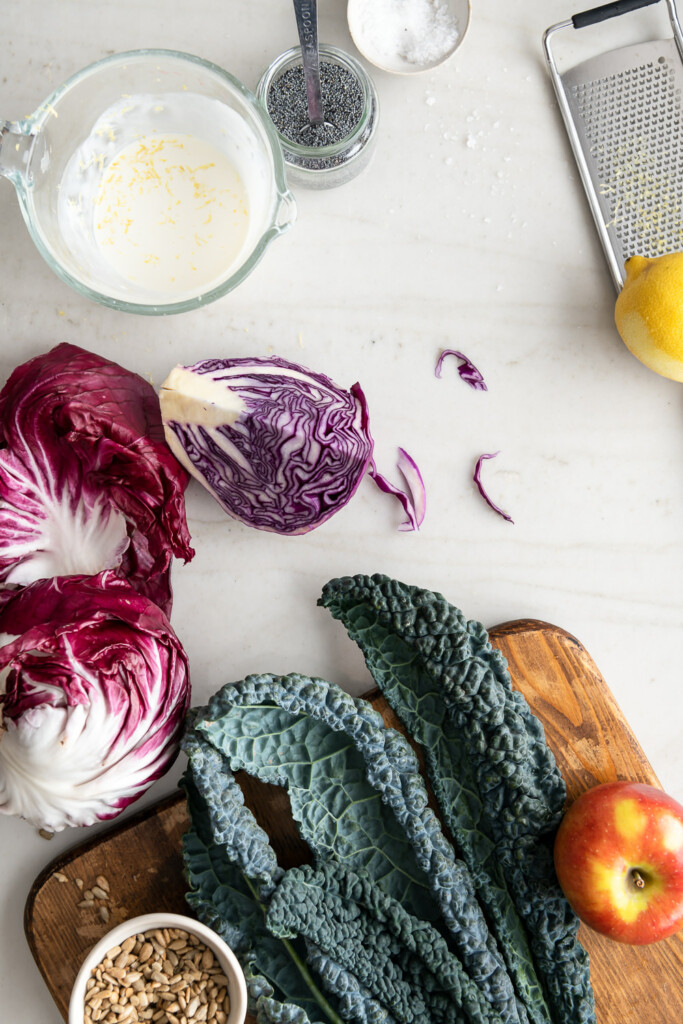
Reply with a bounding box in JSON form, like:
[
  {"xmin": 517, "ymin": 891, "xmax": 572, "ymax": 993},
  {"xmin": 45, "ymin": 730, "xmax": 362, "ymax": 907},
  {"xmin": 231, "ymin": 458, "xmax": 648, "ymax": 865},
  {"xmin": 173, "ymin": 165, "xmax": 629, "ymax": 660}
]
[{"xmin": 256, "ymin": 44, "xmax": 379, "ymax": 190}]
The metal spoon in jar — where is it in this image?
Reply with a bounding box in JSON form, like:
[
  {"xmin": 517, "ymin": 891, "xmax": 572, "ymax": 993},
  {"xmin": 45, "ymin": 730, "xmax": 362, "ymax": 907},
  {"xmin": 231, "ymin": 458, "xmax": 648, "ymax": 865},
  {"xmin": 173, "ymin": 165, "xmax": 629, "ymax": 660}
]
[{"xmin": 292, "ymin": 0, "xmax": 324, "ymax": 126}]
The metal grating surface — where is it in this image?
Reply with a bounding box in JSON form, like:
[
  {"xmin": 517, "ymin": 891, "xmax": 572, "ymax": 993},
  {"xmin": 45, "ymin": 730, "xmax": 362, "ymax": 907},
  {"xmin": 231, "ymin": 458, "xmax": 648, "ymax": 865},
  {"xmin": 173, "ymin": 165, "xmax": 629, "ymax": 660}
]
[{"xmin": 563, "ymin": 37, "xmax": 683, "ymax": 268}]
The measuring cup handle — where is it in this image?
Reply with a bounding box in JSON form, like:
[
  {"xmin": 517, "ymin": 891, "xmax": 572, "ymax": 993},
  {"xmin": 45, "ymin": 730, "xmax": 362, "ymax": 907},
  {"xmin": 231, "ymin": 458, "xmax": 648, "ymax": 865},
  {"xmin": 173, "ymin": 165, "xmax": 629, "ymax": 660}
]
[
  {"xmin": 0, "ymin": 121, "xmax": 36, "ymax": 185},
  {"xmin": 571, "ymin": 0, "xmax": 660, "ymax": 30},
  {"xmin": 0, "ymin": 122, "xmax": 12, "ymax": 178}
]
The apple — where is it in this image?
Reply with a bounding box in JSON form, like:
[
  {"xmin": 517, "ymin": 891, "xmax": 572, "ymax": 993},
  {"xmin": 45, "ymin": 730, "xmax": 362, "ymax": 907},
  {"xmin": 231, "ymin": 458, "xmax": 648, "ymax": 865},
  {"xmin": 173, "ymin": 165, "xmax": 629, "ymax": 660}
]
[{"xmin": 553, "ymin": 780, "xmax": 683, "ymax": 945}]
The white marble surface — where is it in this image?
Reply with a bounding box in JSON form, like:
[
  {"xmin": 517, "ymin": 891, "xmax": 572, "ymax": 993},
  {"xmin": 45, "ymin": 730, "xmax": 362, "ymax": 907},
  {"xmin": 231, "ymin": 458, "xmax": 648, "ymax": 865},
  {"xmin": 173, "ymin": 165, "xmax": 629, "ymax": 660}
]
[{"xmin": 1, "ymin": 1, "xmax": 682, "ymax": 1020}]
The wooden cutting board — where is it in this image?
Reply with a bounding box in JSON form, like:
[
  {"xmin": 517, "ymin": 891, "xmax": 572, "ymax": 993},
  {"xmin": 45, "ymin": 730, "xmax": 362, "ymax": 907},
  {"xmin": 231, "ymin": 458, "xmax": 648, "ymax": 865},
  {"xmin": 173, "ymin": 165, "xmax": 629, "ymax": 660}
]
[{"xmin": 24, "ymin": 619, "xmax": 683, "ymax": 1024}]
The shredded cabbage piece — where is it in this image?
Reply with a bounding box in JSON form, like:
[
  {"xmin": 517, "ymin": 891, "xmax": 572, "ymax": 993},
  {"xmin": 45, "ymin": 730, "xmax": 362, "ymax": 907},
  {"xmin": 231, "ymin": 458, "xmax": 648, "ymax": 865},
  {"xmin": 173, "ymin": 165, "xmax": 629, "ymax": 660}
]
[
  {"xmin": 435, "ymin": 349, "xmax": 487, "ymax": 391},
  {"xmin": 473, "ymin": 452, "xmax": 514, "ymax": 523},
  {"xmin": 367, "ymin": 448, "xmax": 426, "ymax": 532}
]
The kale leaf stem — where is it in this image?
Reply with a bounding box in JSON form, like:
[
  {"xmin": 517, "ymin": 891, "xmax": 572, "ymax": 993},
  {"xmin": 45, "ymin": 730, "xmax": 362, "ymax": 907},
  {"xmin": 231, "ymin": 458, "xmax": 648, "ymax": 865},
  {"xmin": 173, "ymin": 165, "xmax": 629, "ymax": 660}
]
[{"xmin": 244, "ymin": 873, "xmax": 346, "ymax": 1024}]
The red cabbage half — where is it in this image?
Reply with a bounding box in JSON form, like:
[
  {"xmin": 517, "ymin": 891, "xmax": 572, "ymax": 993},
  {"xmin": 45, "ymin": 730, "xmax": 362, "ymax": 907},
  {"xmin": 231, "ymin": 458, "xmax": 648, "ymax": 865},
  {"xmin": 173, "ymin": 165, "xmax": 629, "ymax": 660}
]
[
  {"xmin": 0, "ymin": 572, "xmax": 190, "ymax": 832},
  {"xmin": 0, "ymin": 343, "xmax": 194, "ymax": 614},
  {"xmin": 160, "ymin": 356, "xmax": 377, "ymax": 535}
]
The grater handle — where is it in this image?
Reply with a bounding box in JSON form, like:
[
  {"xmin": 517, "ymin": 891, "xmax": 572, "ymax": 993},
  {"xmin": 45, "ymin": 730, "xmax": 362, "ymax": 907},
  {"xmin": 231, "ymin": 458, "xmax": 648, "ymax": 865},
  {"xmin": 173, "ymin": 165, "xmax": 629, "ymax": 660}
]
[{"xmin": 572, "ymin": 0, "xmax": 660, "ymax": 29}]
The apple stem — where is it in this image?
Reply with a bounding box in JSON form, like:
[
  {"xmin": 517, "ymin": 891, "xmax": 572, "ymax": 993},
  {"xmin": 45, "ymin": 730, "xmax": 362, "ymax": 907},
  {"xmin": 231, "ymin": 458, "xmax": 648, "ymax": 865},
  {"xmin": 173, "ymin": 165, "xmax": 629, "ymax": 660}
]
[{"xmin": 631, "ymin": 869, "xmax": 646, "ymax": 889}]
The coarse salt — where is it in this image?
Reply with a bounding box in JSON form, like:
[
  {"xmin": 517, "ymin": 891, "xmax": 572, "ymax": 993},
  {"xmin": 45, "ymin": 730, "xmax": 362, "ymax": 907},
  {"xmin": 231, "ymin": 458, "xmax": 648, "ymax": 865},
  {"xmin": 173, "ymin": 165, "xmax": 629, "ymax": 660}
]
[{"xmin": 353, "ymin": 0, "xmax": 460, "ymax": 70}]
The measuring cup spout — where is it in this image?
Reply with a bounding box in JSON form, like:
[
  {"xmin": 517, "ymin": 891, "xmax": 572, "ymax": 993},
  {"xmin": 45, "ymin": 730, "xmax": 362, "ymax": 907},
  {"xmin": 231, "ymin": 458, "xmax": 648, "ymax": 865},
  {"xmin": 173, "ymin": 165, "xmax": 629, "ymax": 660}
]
[{"xmin": 0, "ymin": 121, "xmax": 44, "ymax": 187}]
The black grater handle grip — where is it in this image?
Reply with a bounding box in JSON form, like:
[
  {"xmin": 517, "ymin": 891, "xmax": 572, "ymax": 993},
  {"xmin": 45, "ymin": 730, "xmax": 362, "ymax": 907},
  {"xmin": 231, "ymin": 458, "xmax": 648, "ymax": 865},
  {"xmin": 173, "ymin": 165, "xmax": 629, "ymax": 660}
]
[{"xmin": 572, "ymin": 0, "xmax": 660, "ymax": 29}]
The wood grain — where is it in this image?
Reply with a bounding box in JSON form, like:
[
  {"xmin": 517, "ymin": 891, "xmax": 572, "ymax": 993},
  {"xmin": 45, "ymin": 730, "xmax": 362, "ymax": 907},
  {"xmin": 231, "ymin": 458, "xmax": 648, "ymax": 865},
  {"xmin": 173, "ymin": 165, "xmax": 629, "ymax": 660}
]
[
  {"xmin": 492, "ymin": 621, "xmax": 683, "ymax": 1021},
  {"xmin": 24, "ymin": 620, "xmax": 683, "ymax": 1024}
]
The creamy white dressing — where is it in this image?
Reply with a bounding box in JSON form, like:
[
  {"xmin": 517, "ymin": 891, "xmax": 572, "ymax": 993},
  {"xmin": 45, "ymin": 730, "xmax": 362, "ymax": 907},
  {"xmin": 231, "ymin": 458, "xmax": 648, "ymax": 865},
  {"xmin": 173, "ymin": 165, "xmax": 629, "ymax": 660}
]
[
  {"xmin": 92, "ymin": 134, "xmax": 249, "ymax": 293},
  {"xmin": 57, "ymin": 93, "xmax": 273, "ymax": 303}
]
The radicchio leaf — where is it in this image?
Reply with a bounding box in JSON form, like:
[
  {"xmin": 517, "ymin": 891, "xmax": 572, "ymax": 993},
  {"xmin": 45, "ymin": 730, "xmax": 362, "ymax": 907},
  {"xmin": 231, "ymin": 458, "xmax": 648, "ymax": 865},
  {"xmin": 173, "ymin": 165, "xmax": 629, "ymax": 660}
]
[
  {"xmin": 473, "ymin": 452, "xmax": 514, "ymax": 523},
  {"xmin": 435, "ymin": 349, "xmax": 487, "ymax": 391},
  {"xmin": 0, "ymin": 343, "xmax": 194, "ymax": 614},
  {"xmin": 0, "ymin": 571, "xmax": 190, "ymax": 832}
]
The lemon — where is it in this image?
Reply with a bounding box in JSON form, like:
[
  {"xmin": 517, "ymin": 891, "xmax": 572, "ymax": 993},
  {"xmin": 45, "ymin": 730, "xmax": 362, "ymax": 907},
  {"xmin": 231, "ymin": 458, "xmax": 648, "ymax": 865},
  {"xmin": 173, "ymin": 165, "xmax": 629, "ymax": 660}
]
[{"xmin": 614, "ymin": 253, "xmax": 683, "ymax": 382}]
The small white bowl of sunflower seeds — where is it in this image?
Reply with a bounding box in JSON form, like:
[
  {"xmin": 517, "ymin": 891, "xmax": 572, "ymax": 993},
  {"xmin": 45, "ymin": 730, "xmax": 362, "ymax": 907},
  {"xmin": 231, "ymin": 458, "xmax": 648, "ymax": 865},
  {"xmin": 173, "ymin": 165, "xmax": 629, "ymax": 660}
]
[{"xmin": 68, "ymin": 912, "xmax": 247, "ymax": 1024}]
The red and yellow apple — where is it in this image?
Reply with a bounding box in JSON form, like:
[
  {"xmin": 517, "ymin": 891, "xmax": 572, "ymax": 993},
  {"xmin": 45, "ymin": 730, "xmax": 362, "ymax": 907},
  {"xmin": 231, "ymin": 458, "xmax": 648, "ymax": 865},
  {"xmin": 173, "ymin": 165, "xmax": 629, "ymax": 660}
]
[{"xmin": 553, "ymin": 780, "xmax": 683, "ymax": 945}]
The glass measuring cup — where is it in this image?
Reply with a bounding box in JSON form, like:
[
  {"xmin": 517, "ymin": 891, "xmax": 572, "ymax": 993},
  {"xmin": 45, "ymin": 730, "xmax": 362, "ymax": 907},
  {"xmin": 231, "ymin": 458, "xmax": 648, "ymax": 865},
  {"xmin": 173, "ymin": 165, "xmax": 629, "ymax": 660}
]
[{"xmin": 0, "ymin": 50, "xmax": 296, "ymax": 315}]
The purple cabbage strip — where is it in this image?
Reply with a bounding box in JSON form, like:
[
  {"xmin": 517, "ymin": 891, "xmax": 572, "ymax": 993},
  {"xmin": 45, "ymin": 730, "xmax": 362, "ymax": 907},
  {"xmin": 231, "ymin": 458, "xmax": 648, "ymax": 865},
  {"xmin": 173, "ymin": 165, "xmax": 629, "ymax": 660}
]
[
  {"xmin": 368, "ymin": 447, "xmax": 426, "ymax": 532},
  {"xmin": 435, "ymin": 349, "xmax": 487, "ymax": 391},
  {"xmin": 473, "ymin": 452, "xmax": 514, "ymax": 524}
]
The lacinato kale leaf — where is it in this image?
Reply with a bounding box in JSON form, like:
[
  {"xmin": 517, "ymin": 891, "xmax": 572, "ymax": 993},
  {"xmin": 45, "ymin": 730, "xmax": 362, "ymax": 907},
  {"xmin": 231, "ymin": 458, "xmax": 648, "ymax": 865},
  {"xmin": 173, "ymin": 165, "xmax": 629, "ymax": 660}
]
[
  {"xmin": 268, "ymin": 860, "xmax": 506, "ymax": 1024},
  {"xmin": 319, "ymin": 573, "xmax": 595, "ymax": 1024},
  {"xmin": 183, "ymin": 728, "xmax": 344, "ymax": 1024},
  {"xmin": 182, "ymin": 574, "xmax": 596, "ymax": 1024},
  {"xmin": 184, "ymin": 673, "xmax": 520, "ymax": 1022}
]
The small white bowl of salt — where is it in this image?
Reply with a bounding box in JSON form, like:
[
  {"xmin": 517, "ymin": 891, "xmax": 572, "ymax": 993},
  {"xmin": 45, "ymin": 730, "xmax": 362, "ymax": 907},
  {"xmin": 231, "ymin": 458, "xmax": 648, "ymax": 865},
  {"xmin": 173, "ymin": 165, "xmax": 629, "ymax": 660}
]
[{"xmin": 347, "ymin": 0, "xmax": 471, "ymax": 75}]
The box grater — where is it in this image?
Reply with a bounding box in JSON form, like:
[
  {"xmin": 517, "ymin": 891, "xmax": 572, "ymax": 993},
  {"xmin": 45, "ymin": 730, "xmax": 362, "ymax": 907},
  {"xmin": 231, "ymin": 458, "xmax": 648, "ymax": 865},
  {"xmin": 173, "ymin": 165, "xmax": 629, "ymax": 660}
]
[{"xmin": 544, "ymin": 0, "xmax": 683, "ymax": 289}]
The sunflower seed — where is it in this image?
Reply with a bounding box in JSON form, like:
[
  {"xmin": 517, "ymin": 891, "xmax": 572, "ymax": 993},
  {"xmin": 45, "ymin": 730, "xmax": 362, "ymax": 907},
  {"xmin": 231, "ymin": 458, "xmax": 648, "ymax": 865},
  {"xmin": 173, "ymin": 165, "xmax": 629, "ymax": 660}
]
[
  {"xmin": 83, "ymin": 927, "xmax": 231, "ymax": 1024},
  {"xmin": 138, "ymin": 943, "xmax": 154, "ymax": 963}
]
